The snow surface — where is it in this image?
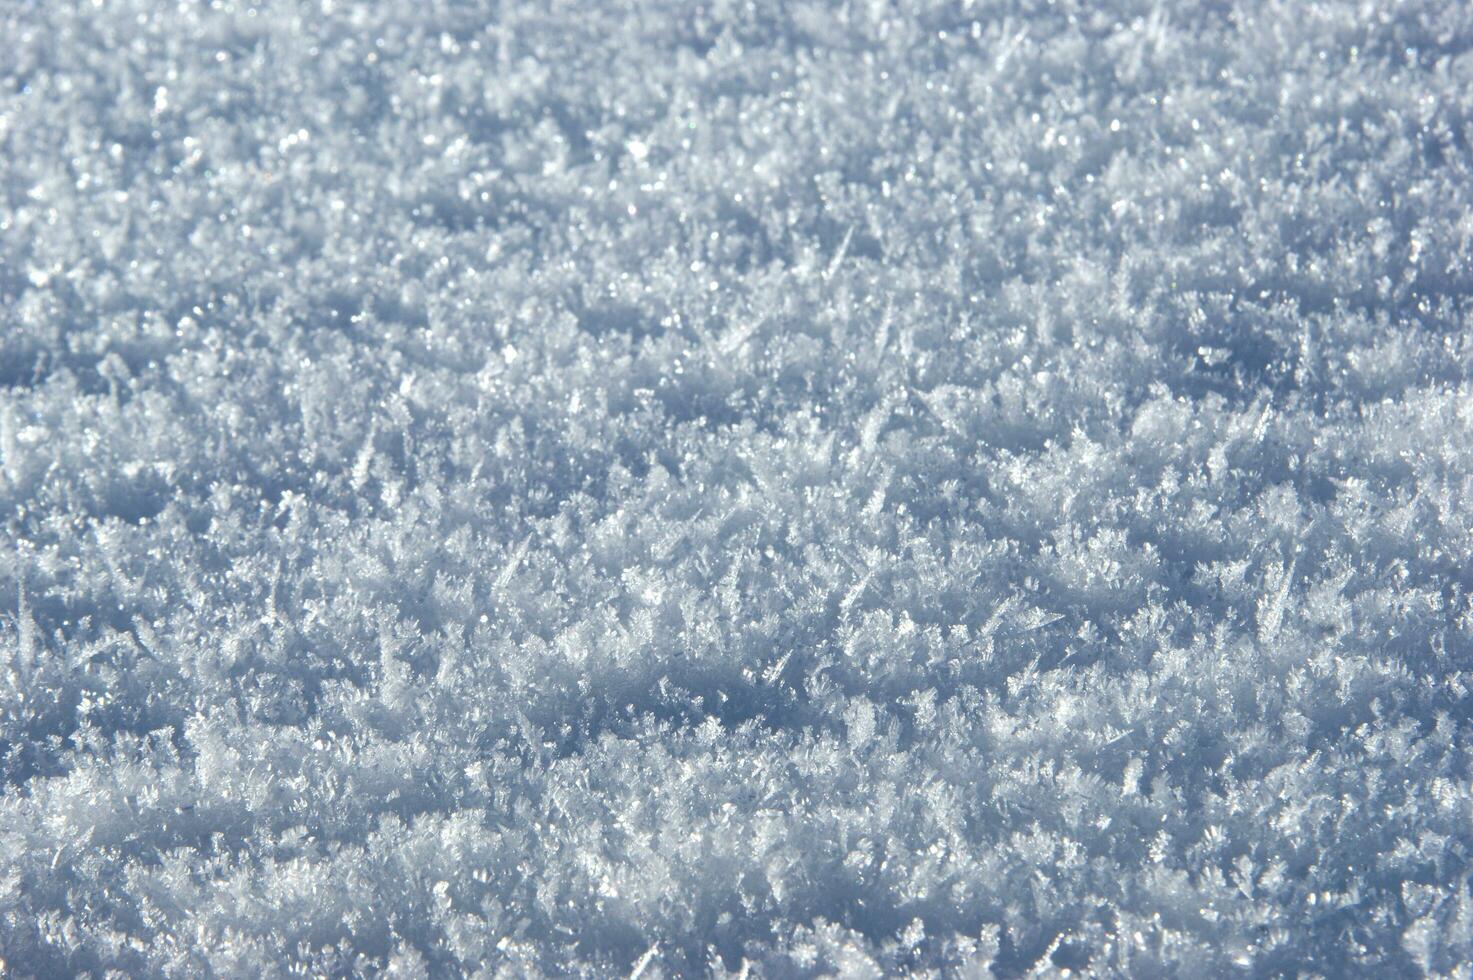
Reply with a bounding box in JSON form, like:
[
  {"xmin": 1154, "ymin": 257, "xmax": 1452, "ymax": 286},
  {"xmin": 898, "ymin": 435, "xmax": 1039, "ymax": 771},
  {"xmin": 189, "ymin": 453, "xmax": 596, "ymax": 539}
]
[{"xmin": 3, "ymin": 0, "xmax": 1473, "ymax": 976}]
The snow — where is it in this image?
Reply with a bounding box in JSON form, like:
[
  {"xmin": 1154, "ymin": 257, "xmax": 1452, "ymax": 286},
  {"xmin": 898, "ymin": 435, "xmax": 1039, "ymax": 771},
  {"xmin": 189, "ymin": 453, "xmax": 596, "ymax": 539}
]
[{"xmin": 2, "ymin": 0, "xmax": 1472, "ymax": 975}]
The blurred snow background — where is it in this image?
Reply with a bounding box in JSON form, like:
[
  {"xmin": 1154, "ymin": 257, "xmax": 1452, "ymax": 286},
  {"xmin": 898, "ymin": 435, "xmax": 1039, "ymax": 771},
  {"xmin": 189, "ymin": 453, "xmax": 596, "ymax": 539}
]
[{"xmin": 2, "ymin": 0, "xmax": 1473, "ymax": 975}]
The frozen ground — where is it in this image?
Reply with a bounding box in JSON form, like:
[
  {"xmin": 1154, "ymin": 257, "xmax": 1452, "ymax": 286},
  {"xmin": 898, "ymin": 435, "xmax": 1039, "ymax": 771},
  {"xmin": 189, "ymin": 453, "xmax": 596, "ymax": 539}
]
[{"xmin": 2, "ymin": 0, "xmax": 1473, "ymax": 975}]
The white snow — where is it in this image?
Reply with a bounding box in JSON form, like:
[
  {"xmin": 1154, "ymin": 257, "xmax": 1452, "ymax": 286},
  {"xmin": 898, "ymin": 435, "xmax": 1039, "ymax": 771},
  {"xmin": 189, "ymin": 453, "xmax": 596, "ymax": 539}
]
[{"xmin": 2, "ymin": 0, "xmax": 1472, "ymax": 975}]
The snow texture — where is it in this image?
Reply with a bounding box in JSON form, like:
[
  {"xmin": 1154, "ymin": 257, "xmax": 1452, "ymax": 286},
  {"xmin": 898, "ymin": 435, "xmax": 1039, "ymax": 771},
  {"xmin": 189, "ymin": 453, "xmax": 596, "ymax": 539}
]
[{"xmin": 2, "ymin": 0, "xmax": 1473, "ymax": 976}]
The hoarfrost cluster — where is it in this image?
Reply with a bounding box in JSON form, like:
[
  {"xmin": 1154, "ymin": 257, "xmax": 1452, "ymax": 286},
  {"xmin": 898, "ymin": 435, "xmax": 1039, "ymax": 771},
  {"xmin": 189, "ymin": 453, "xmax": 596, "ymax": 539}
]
[{"xmin": 2, "ymin": 0, "xmax": 1473, "ymax": 975}]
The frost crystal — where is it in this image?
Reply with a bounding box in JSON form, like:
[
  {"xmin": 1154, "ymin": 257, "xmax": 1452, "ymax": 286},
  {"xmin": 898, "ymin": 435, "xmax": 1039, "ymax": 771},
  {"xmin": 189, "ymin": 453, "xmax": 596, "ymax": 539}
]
[{"xmin": 2, "ymin": 0, "xmax": 1472, "ymax": 975}]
